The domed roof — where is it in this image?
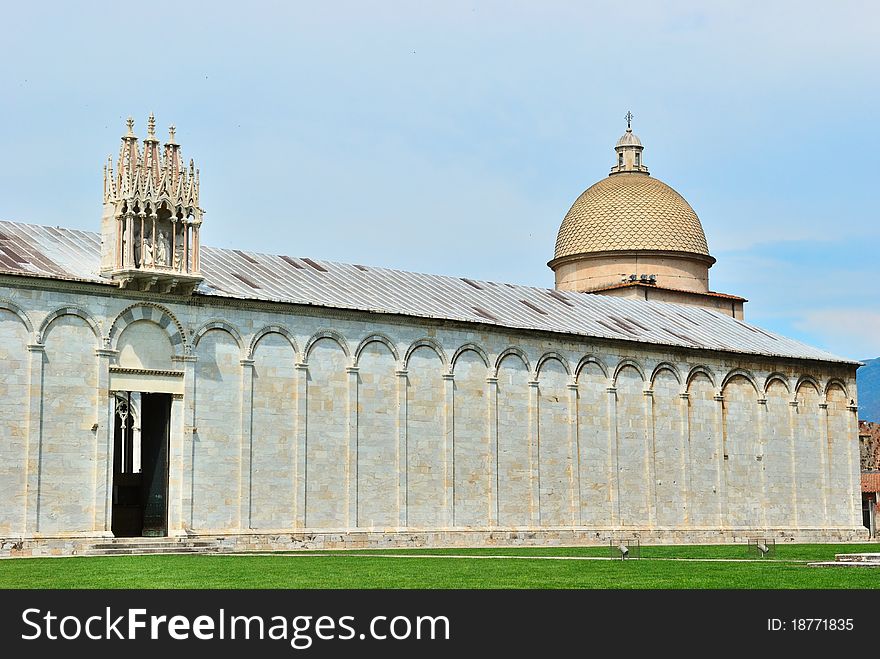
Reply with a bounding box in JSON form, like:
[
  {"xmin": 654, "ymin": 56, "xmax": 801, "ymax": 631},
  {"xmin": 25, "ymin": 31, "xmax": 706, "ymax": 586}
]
[
  {"xmin": 553, "ymin": 172, "xmax": 710, "ymax": 261},
  {"xmin": 615, "ymin": 128, "xmax": 642, "ymax": 148}
]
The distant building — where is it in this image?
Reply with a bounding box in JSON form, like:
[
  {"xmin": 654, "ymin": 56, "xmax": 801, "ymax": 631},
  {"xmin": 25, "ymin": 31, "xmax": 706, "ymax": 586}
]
[
  {"xmin": 0, "ymin": 115, "xmax": 867, "ymax": 556},
  {"xmin": 859, "ymin": 420, "xmax": 879, "ymax": 537}
]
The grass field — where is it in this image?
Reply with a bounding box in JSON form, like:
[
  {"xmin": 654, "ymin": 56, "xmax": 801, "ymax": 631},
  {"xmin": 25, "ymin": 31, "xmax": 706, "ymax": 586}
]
[{"xmin": 1, "ymin": 543, "xmax": 878, "ymax": 589}]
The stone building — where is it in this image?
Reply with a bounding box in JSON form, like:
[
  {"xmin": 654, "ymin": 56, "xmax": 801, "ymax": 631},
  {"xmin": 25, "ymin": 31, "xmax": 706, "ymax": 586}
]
[
  {"xmin": 859, "ymin": 420, "xmax": 879, "ymax": 537},
  {"xmin": 0, "ymin": 115, "xmax": 867, "ymax": 556}
]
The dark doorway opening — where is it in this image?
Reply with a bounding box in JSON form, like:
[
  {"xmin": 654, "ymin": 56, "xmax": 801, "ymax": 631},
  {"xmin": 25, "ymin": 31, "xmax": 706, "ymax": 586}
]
[{"xmin": 111, "ymin": 392, "xmax": 171, "ymax": 537}]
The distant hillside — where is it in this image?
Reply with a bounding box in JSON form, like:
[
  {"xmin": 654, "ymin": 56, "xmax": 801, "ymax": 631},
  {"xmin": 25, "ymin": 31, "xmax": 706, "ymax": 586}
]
[{"xmin": 857, "ymin": 357, "xmax": 880, "ymax": 422}]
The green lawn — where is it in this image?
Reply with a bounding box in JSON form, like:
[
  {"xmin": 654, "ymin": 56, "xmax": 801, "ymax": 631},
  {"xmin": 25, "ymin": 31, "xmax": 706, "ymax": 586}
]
[{"xmin": 1, "ymin": 544, "xmax": 878, "ymax": 589}]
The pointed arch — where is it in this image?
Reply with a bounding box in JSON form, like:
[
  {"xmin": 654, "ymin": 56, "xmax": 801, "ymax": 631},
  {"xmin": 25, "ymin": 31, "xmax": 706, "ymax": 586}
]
[
  {"xmin": 0, "ymin": 298, "xmax": 34, "ymax": 337},
  {"xmin": 536, "ymin": 351, "xmax": 570, "ymax": 378},
  {"xmin": 575, "ymin": 354, "xmax": 609, "ymax": 381},
  {"xmin": 763, "ymin": 372, "xmax": 791, "ymax": 394},
  {"xmin": 192, "ymin": 319, "xmax": 244, "ymax": 353},
  {"xmin": 650, "ymin": 361, "xmax": 682, "ymax": 386},
  {"xmin": 451, "ymin": 343, "xmax": 490, "ymax": 372},
  {"xmin": 354, "ymin": 333, "xmax": 400, "ymax": 365},
  {"xmin": 304, "ymin": 329, "xmax": 351, "ymax": 362},
  {"xmin": 404, "ymin": 338, "xmax": 448, "ymax": 370},
  {"xmin": 824, "ymin": 378, "xmax": 848, "ymax": 399},
  {"xmin": 248, "ymin": 324, "xmax": 300, "ymax": 361},
  {"xmin": 495, "ymin": 346, "xmax": 531, "ymax": 375},
  {"xmin": 686, "ymin": 364, "xmax": 716, "ymax": 389},
  {"xmin": 721, "ymin": 368, "xmax": 759, "ymax": 394},
  {"xmin": 613, "ymin": 358, "xmax": 645, "ymax": 383},
  {"xmin": 109, "ymin": 302, "xmax": 186, "ymax": 354},
  {"xmin": 38, "ymin": 305, "xmax": 101, "ymax": 346}
]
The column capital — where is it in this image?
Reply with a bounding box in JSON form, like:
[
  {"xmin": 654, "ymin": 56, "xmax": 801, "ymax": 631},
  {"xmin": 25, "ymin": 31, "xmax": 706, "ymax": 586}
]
[
  {"xmin": 396, "ymin": 370, "xmax": 409, "ymax": 378},
  {"xmin": 172, "ymin": 354, "xmax": 198, "ymax": 363},
  {"xmin": 345, "ymin": 366, "xmax": 359, "ymax": 374},
  {"xmin": 26, "ymin": 343, "xmax": 45, "ymax": 353},
  {"xmin": 240, "ymin": 358, "xmax": 255, "ymax": 367},
  {"xmin": 442, "ymin": 372, "xmax": 455, "ymax": 381},
  {"xmin": 486, "ymin": 376, "xmax": 499, "ymax": 384},
  {"xmin": 757, "ymin": 398, "xmax": 767, "ymax": 405},
  {"xmin": 95, "ymin": 348, "xmax": 117, "ymax": 358}
]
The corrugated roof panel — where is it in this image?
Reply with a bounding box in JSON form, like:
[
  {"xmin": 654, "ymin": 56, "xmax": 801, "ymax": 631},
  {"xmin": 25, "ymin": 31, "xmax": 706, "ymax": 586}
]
[{"xmin": 0, "ymin": 220, "xmax": 856, "ymax": 365}]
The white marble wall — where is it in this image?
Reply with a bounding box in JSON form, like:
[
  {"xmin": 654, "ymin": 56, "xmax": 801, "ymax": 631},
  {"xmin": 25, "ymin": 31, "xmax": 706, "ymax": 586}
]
[{"xmin": 0, "ymin": 281, "xmax": 867, "ymax": 542}]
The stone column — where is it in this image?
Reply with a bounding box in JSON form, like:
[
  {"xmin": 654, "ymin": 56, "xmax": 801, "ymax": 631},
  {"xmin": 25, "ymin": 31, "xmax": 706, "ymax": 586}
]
[
  {"xmin": 294, "ymin": 362, "xmax": 309, "ymax": 528},
  {"xmin": 714, "ymin": 393, "xmax": 726, "ymax": 528},
  {"xmin": 397, "ymin": 368, "xmax": 408, "ymax": 528},
  {"xmin": 116, "ymin": 215, "xmax": 124, "ymax": 269},
  {"xmin": 346, "ymin": 365, "xmax": 359, "ymax": 528},
  {"xmin": 679, "ymin": 392, "xmax": 691, "ymax": 526},
  {"xmin": 567, "ymin": 381, "xmax": 579, "ymax": 525},
  {"xmin": 93, "ymin": 347, "xmax": 117, "ymax": 535},
  {"xmin": 192, "ymin": 224, "xmax": 201, "ymax": 272},
  {"xmin": 183, "ymin": 222, "xmax": 190, "ymax": 272},
  {"xmin": 125, "ymin": 211, "xmax": 135, "ymax": 268},
  {"xmin": 442, "ymin": 372, "xmax": 454, "ymax": 526},
  {"xmin": 487, "ymin": 375, "xmax": 499, "ymax": 527},
  {"xmin": 23, "ymin": 343, "xmax": 45, "ymax": 535},
  {"xmin": 173, "ymin": 354, "xmax": 197, "ymax": 535},
  {"xmin": 607, "ymin": 385, "xmax": 619, "ymax": 527},
  {"xmin": 239, "ymin": 358, "xmax": 255, "ymax": 530},
  {"xmin": 644, "ymin": 388, "xmax": 657, "ymax": 528},
  {"xmin": 528, "ymin": 378, "xmax": 540, "ymax": 526}
]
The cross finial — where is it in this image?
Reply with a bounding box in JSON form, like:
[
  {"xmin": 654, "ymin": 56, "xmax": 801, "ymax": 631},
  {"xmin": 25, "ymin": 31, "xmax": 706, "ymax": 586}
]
[
  {"xmin": 625, "ymin": 111, "xmax": 633, "ymax": 130},
  {"xmin": 125, "ymin": 116, "xmax": 135, "ymax": 137}
]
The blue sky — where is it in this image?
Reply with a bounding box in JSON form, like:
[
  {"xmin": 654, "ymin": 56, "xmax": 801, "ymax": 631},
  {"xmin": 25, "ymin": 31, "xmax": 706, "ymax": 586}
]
[{"xmin": 1, "ymin": 1, "xmax": 878, "ymax": 359}]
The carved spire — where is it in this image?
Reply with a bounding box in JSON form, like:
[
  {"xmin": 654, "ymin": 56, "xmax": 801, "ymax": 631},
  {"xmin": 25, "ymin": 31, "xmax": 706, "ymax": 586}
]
[{"xmin": 101, "ymin": 114, "xmax": 205, "ymax": 288}]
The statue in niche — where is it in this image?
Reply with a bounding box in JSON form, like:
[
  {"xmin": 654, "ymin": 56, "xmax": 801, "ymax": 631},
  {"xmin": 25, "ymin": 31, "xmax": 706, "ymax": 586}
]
[
  {"xmin": 157, "ymin": 229, "xmax": 169, "ymax": 266},
  {"xmin": 143, "ymin": 239, "xmax": 153, "ymax": 267}
]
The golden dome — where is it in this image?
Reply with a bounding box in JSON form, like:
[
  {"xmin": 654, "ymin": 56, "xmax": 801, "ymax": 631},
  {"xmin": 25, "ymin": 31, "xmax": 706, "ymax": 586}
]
[{"xmin": 553, "ymin": 172, "xmax": 710, "ymax": 261}]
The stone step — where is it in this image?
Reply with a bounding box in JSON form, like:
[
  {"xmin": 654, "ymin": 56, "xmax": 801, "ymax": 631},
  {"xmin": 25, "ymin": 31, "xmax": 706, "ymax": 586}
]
[
  {"xmin": 91, "ymin": 541, "xmax": 217, "ymax": 550},
  {"xmin": 833, "ymin": 553, "xmax": 880, "ymax": 563},
  {"xmin": 78, "ymin": 546, "xmax": 220, "ymax": 556}
]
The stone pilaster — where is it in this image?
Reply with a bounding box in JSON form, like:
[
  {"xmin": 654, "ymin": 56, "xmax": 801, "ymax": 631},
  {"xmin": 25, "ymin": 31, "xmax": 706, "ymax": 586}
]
[
  {"xmin": 93, "ymin": 347, "xmax": 117, "ymax": 535},
  {"xmin": 679, "ymin": 392, "xmax": 691, "ymax": 525},
  {"xmin": 239, "ymin": 358, "xmax": 255, "ymax": 530},
  {"xmin": 607, "ymin": 385, "xmax": 619, "ymax": 527},
  {"xmin": 396, "ymin": 369, "xmax": 408, "ymax": 528},
  {"xmin": 567, "ymin": 382, "xmax": 579, "ymax": 525},
  {"xmin": 818, "ymin": 401, "xmax": 830, "ymax": 526},
  {"xmin": 714, "ymin": 393, "xmax": 726, "ymax": 527},
  {"xmin": 757, "ymin": 397, "xmax": 768, "ymax": 529},
  {"xmin": 172, "ymin": 353, "xmax": 197, "ymax": 535},
  {"xmin": 442, "ymin": 372, "xmax": 454, "ymax": 526},
  {"xmin": 644, "ymin": 388, "xmax": 656, "ymax": 528},
  {"xmin": 23, "ymin": 343, "xmax": 45, "ymax": 535},
  {"xmin": 789, "ymin": 398, "xmax": 800, "ymax": 528},
  {"xmin": 487, "ymin": 376, "xmax": 499, "ymax": 527},
  {"xmin": 346, "ymin": 365, "xmax": 359, "ymax": 527},
  {"xmin": 294, "ymin": 362, "xmax": 309, "ymax": 528},
  {"xmin": 528, "ymin": 379, "xmax": 540, "ymax": 526}
]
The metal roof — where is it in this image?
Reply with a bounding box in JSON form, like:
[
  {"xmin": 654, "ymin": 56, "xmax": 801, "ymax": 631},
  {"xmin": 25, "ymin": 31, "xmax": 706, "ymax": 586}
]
[{"xmin": 0, "ymin": 220, "xmax": 855, "ymax": 365}]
